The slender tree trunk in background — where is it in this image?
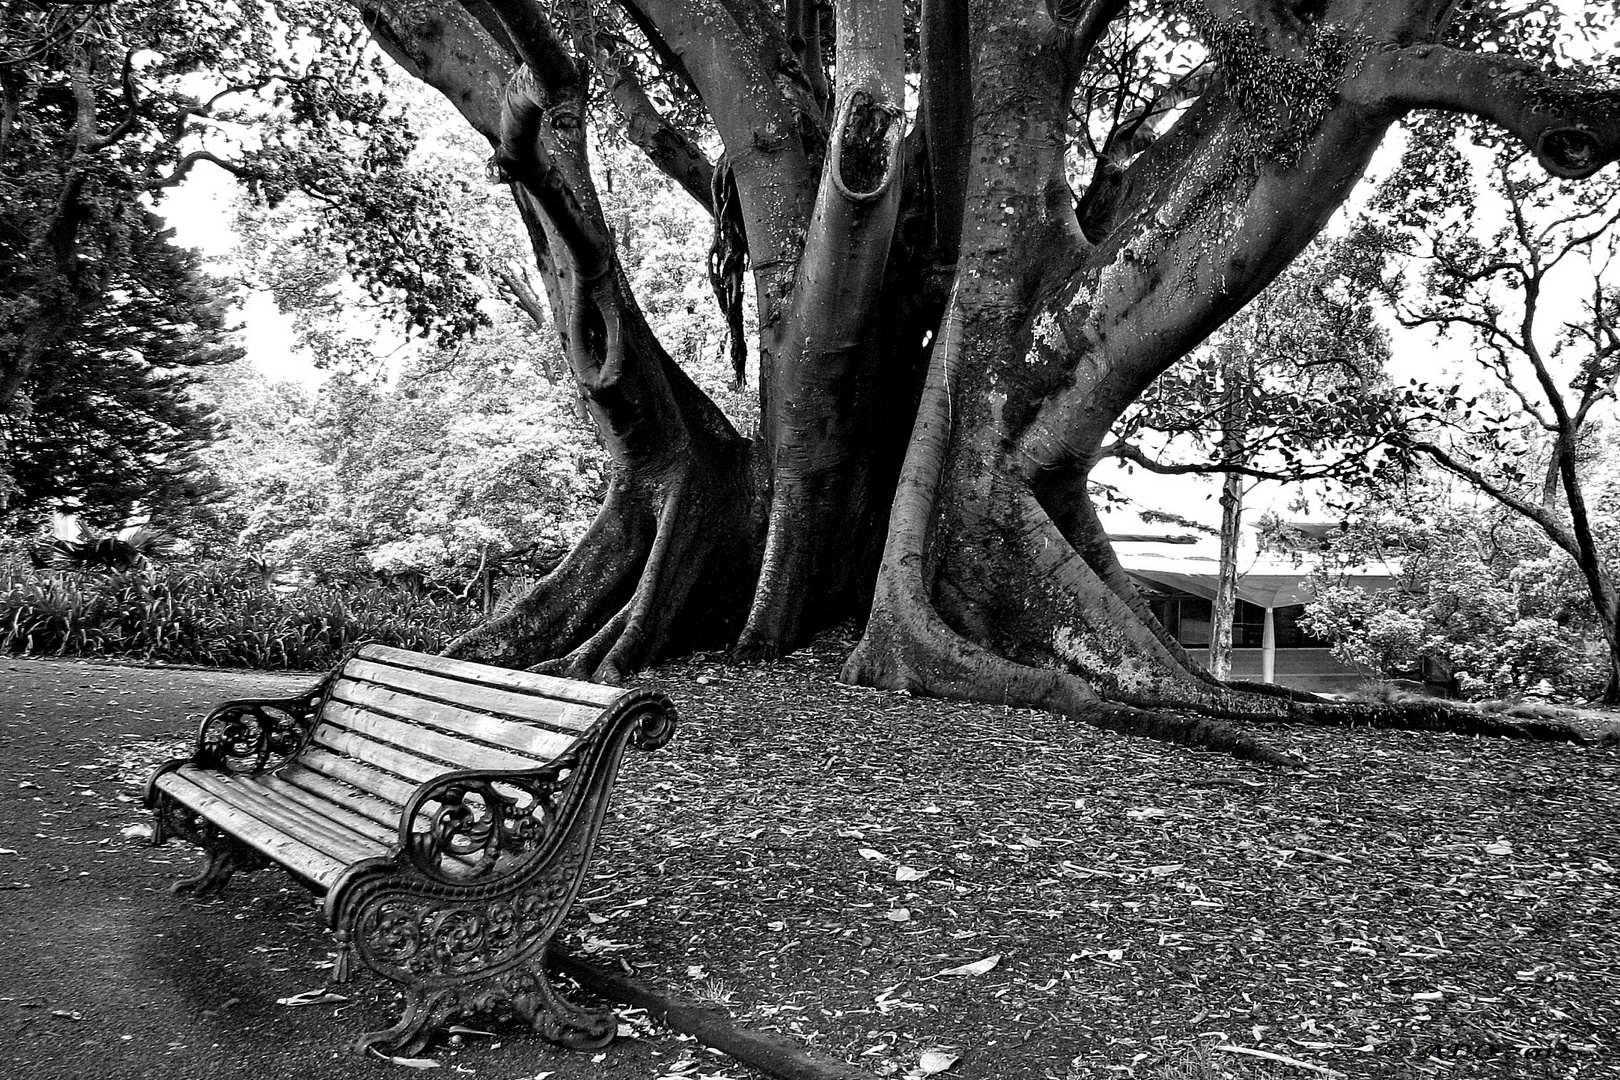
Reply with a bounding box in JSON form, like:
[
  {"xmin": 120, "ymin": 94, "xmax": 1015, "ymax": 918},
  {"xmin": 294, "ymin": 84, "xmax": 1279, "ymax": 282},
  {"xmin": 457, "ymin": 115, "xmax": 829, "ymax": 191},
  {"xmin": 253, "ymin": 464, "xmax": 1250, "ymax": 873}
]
[
  {"xmin": 1210, "ymin": 340, "xmax": 1253, "ymax": 682},
  {"xmin": 1210, "ymin": 471, "xmax": 1243, "ymax": 681},
  {"xmin": 342, "ymin": 0, "xmax": 1620, "ymax": 751}
]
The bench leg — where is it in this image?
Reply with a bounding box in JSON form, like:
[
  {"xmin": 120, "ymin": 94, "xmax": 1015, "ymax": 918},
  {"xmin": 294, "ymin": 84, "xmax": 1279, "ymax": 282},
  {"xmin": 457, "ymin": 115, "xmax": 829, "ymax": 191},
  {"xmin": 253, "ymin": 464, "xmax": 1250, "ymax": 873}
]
[
  {"xmin": 172, "ymin": 845, "xmax": 251, "ymax": 897},
  {"xmin": 349, "ymin": 952, "xmax": 614, "ymax": 1057},
  {"xmin": 511, "ymin": 962, "xmax": 616, "ymax": 1050},
  {"xmin": 353, "ymin": 987, "xmax": 458, "ymax": 1058},
  {"xmin": 154, "ymin": 804, "xmax": 267, "ymax": 898}
]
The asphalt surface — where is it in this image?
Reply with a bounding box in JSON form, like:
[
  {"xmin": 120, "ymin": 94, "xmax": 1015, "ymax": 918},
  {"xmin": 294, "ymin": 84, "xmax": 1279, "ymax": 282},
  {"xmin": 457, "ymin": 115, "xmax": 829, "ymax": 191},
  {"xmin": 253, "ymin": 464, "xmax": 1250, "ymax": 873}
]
[{"xmin": 0, "ymin": 656, "xmax": 706, "ymax": 1080}]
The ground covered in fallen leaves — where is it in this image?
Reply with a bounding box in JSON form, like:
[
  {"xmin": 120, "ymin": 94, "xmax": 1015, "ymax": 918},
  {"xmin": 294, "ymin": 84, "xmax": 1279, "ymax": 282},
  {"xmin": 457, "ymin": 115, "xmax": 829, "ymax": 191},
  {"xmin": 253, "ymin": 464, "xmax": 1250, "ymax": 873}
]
[
  {"xmin": 581, "ymin": 633, "xmax": 1620, "ymax": 1080},
  {"xmin": 2, "ymin": 642, "xmax": 1616, "ymax": 1080}
]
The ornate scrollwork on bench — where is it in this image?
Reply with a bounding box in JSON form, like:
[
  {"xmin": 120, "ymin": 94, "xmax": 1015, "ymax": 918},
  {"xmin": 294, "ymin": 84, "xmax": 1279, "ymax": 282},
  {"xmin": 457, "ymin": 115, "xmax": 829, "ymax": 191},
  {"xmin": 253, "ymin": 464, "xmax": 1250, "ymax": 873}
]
[
  {"xmin": 340, "ymin": 792, "xmax": 612, "ymax": 1055},
  {"xmin": 192, "ymin": 687, "xmax": 325, "ymax": 775},
  {"xmin": 403, "ymin": 764, "xmax": 571, "ymax": 885}
]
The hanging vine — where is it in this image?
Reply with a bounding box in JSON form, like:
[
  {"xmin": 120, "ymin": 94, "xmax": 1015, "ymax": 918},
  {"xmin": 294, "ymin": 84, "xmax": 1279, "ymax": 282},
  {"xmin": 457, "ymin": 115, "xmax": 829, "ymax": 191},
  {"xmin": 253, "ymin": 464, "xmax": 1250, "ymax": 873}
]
[{"xmin": 707, "ymin": 154, "xmax": 749, "ymax": 388}]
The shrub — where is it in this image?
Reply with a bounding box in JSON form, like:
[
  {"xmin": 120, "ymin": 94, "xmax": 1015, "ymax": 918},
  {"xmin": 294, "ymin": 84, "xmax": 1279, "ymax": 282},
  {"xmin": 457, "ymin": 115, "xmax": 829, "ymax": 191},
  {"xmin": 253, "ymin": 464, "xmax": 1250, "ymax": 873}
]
[{"xmin": 0, "ymin": 562, "xmax": 479, "ymax": 670}]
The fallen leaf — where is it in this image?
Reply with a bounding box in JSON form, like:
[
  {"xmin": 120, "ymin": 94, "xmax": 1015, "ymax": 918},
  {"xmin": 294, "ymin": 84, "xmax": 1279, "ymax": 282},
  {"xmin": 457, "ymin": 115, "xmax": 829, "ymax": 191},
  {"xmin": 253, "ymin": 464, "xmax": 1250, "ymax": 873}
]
[
  {"xmin": 369, "ymin": 1049, "xmax": 441, "ymax": 1069},
  {"xmin": 858, "ymin": 847, "xmax": 887, "ymax": 861},
  {"xmin": 937, "ymin": 954, "xmax": 1000, "ymax": 977},
  {"xmin": 919, "ymin": 1049, "xmax": 961, "ymax": 1074},
  {"xmin": 895, "ymin": 865, "xmax": 929, "ymax": 882},
  {"xmin": 1214, "ymin": 1044, "xmax": 1344, "ymax": 1077},
  {"xmin": 276, "ymin": 989, "xmax": 349, "ymax": 1007},
  {"xmin": 885, "ymin": 908, "xmax": 912, "ymax": 922}
]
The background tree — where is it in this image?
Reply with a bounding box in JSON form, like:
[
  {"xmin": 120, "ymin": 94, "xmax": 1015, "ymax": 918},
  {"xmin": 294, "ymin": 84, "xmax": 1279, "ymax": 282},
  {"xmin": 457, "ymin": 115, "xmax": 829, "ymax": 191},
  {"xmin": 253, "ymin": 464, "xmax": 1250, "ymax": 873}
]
[
  {"xmin": 1, "ymin": 0, "xmax": 497, "ymax": 522},
  {"xmin": 0, "ymin": 217, "xmax": 240, "ymax": 530},
  {"xmin": 1106, "ymin": 245, "xmax": 1397, "ymax": 678},
  {"xmin": 1350, "ymin": 132, "xmax": 1620, "ymax": 701},
  {"xmin": 194, "ymin": 324, "xmax": 602, "ymax": 599},
  {"xmin": 324, "ymin": 0, "xmax": 1619, "ymax": 755}
]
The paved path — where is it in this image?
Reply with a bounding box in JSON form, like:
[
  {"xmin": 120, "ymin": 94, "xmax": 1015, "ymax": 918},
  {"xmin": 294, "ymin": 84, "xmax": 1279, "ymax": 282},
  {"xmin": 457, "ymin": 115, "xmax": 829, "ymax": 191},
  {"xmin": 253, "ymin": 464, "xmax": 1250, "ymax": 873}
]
[{"xmin": 0, "ymin": 657, "xmax": 686, "ymax": 1080}]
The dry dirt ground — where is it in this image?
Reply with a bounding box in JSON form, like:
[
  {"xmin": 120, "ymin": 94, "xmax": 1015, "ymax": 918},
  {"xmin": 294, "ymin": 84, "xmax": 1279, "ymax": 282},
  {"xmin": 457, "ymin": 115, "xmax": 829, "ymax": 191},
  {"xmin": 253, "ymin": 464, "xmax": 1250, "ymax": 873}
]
[{"xmin": 2, "ymin": 642, "xmax": 1618, "ymax": 1080}]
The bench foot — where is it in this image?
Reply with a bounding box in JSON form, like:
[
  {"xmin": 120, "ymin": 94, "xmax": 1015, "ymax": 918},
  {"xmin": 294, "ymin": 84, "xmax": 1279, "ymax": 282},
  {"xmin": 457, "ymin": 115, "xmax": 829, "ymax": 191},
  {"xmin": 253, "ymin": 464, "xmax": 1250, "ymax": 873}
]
[
  {"xmin": 511, "ymin": 966, "xmax": 616, "ymax": 1050},
  {"xmin": 172, "ymin": 841, "xmax": 262, "ymax": 897},
  {"xmin": 353, "ymin": 965, "xmax": 613, "ymax": 1057},
  {"xmin": 354, "ymin": 988, "xmax": 456, "ymax": 1058}
]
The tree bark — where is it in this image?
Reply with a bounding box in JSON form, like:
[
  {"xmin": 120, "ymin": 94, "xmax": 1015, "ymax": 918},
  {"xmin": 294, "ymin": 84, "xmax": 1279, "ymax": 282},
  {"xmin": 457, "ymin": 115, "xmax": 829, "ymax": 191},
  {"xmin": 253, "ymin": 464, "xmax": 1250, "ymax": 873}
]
[{"xmin": 733, "ymin": 0, "xmax": 910, "ymax": 658}]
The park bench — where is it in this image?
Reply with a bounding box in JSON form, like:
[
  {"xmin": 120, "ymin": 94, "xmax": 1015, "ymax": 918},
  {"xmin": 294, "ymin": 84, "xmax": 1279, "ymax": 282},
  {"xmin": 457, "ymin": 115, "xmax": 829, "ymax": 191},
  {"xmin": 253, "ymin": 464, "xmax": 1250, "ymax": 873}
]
[{"xmin": 144, "ymin": 643, "xmax": 675, "ymax": 1056}]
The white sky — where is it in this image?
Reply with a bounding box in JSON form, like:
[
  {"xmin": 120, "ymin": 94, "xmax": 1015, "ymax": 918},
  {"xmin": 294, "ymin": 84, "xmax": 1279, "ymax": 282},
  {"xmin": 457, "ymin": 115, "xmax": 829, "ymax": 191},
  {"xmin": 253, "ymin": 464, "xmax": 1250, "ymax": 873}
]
[{"xmin": 158, "ymin": 164, "xmax": 324, "ymax": 386}]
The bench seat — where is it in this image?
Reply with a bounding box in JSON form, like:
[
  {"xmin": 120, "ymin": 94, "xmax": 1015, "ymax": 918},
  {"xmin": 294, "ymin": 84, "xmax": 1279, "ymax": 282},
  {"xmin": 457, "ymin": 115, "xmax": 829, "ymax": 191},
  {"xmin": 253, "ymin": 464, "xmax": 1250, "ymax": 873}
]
[{"xmin": 145, "ymin": 644, "xmax": 675, "ymax": 1056}]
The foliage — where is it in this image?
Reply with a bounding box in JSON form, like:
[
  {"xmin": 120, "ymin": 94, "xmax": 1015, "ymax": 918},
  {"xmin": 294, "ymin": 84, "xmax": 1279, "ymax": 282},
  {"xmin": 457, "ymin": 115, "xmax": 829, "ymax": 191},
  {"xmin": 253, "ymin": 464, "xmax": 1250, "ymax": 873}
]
[
  {"xmin": 224, "ymin": 73, "xmax": 512, "ymax": 371},
  {"xmin": 1343, "ymin": 114, "xmax": 1620, "ymax": 698},
  {"xmin": 1301, "ymin": 491, "xmax": 1606, "ymax": 700},
  {"xmin": 0, "ymin": 220, "xmax": 240, "ymax": 530},
  {"xmin": 0, "ymin": 0, "xmax": 489, "ymax": 527},
  {"xmin": 192, "ymin": 339, "xmax": 602, "ymax": 598},
  {"xmin": 0, "ymin": 560, "xmax": 477, "ymax": 669},
  {"xmin": 42, "ymin": 524, "xmax": 175, "ymax": 571},
  {"xmin": 1110, "ymin": 243, "xmax": 1398, "ymax": 486}
]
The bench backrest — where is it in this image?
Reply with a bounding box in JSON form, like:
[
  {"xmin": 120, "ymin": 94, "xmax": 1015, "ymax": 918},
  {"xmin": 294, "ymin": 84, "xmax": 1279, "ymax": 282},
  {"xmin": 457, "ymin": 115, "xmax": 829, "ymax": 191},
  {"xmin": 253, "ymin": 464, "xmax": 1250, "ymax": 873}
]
[{"xmin": 299, "ymin": 645, "xmax": 626, "ymax": 800}]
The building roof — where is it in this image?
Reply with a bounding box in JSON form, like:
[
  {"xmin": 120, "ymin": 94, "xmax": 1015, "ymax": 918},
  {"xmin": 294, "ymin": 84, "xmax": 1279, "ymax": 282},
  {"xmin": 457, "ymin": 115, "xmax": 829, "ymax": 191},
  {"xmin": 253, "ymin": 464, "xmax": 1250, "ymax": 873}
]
[{"xmin": 1112, "ymin": 533, "xmax": 1401, "ymax": 608}]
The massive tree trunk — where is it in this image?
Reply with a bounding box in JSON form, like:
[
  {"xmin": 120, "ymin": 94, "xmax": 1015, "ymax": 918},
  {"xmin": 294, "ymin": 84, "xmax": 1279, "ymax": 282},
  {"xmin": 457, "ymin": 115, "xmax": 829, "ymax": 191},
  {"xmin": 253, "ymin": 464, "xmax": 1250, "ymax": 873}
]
[{"xmin": 350, "ymin": 0, "xmax": 1620, "ymax": 749}]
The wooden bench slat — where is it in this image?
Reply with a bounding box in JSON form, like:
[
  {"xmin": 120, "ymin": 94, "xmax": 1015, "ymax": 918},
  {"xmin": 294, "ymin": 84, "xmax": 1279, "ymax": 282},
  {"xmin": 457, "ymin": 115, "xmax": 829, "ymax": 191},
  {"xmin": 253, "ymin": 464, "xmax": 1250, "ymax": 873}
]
[
  {"xmin": 294, "ymin": 749, "xmax": 419, "ymax": 809},
  {"xmin": 312, "ymin": 727, "xmax": 450, "ymax": 785},
  {"xmin": 358, "ymin": 644, "xmax": 623, "ymax": 708},
  {"xmin": 329, "ymin": 678, "xmax": 585, "ymax": 760},
  {"xmin": 276, "ymin": 763, "xmax": 410, "ymax": 825},
  {"xmin": 153, "ymin": 769, "xmax": 359, "ymax": 889},
  {"xmin": 256, "ymin": 774, "xmax": 400, "ymax": 848},
  {"xmin": 174, "ymin": 769, "xmax": 386, "ymax": 866},
  {"xmin": 318, "ymin": 701, "xmax": 549, "ymax": 773},
  {"xmin": 253, "ymin": 776, "xmax": 484, "ymax": 876},
  {"xmin": 342, "ymin": 658, "xmax": 606, "ymax": 733}
]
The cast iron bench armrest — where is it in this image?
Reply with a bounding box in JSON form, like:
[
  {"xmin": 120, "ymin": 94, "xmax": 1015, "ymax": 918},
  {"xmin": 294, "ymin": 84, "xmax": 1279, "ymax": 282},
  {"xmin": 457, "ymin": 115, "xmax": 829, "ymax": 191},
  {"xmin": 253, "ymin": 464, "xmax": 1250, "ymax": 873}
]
[
  {"xmin": 394, "ymin": 691, "xmax": 675, "ymax": 887},
  {"xmin": 191, "ymin": 685, "xmax": 327, "ymax": 772}
]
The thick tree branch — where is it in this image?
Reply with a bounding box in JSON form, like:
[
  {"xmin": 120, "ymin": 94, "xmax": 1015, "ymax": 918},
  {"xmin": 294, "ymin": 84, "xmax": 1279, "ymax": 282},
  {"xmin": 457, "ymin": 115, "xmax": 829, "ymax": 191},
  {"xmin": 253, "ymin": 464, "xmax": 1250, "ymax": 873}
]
[
  {"xmin": 480, "ymin": 0, "xmax": 579, "ymax": 92},
  {"xmin": 787, "ymin": 0, "xmax": 829, "ymax": 115},
  {"xmin": 591, "ymin": 36, "xmax": 714, "ymax": 211},
  {"xmin": 1104, "ymin": 438, "xmax": 1391, "ymax": 484},
  {"xmin": 919, "ymin": 0, "xmax": 970, "ymax": 259},
  {"xmin": 1349, "ymin": 46, "xmax": 1620, "ymax": 179},
  {"xmin": 1057, "ymin": 0, "xmax": 1128, "ymax": 86},
  {"xmin": 86, "ymin": 47, "xmax": 138, "ymax": 152}
]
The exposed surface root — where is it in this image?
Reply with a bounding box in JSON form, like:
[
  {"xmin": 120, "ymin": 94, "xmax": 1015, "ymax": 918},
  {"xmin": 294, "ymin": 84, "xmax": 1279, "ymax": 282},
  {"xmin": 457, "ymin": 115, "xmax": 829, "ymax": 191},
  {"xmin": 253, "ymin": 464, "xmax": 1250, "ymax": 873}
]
[
  {"xmin": 1280, "ymin": 695, "xmax": 1597, "ymax": 744},
  {"xmin": 846, "ymin": 564, "xmax": 1302, "ymax": 767}
]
